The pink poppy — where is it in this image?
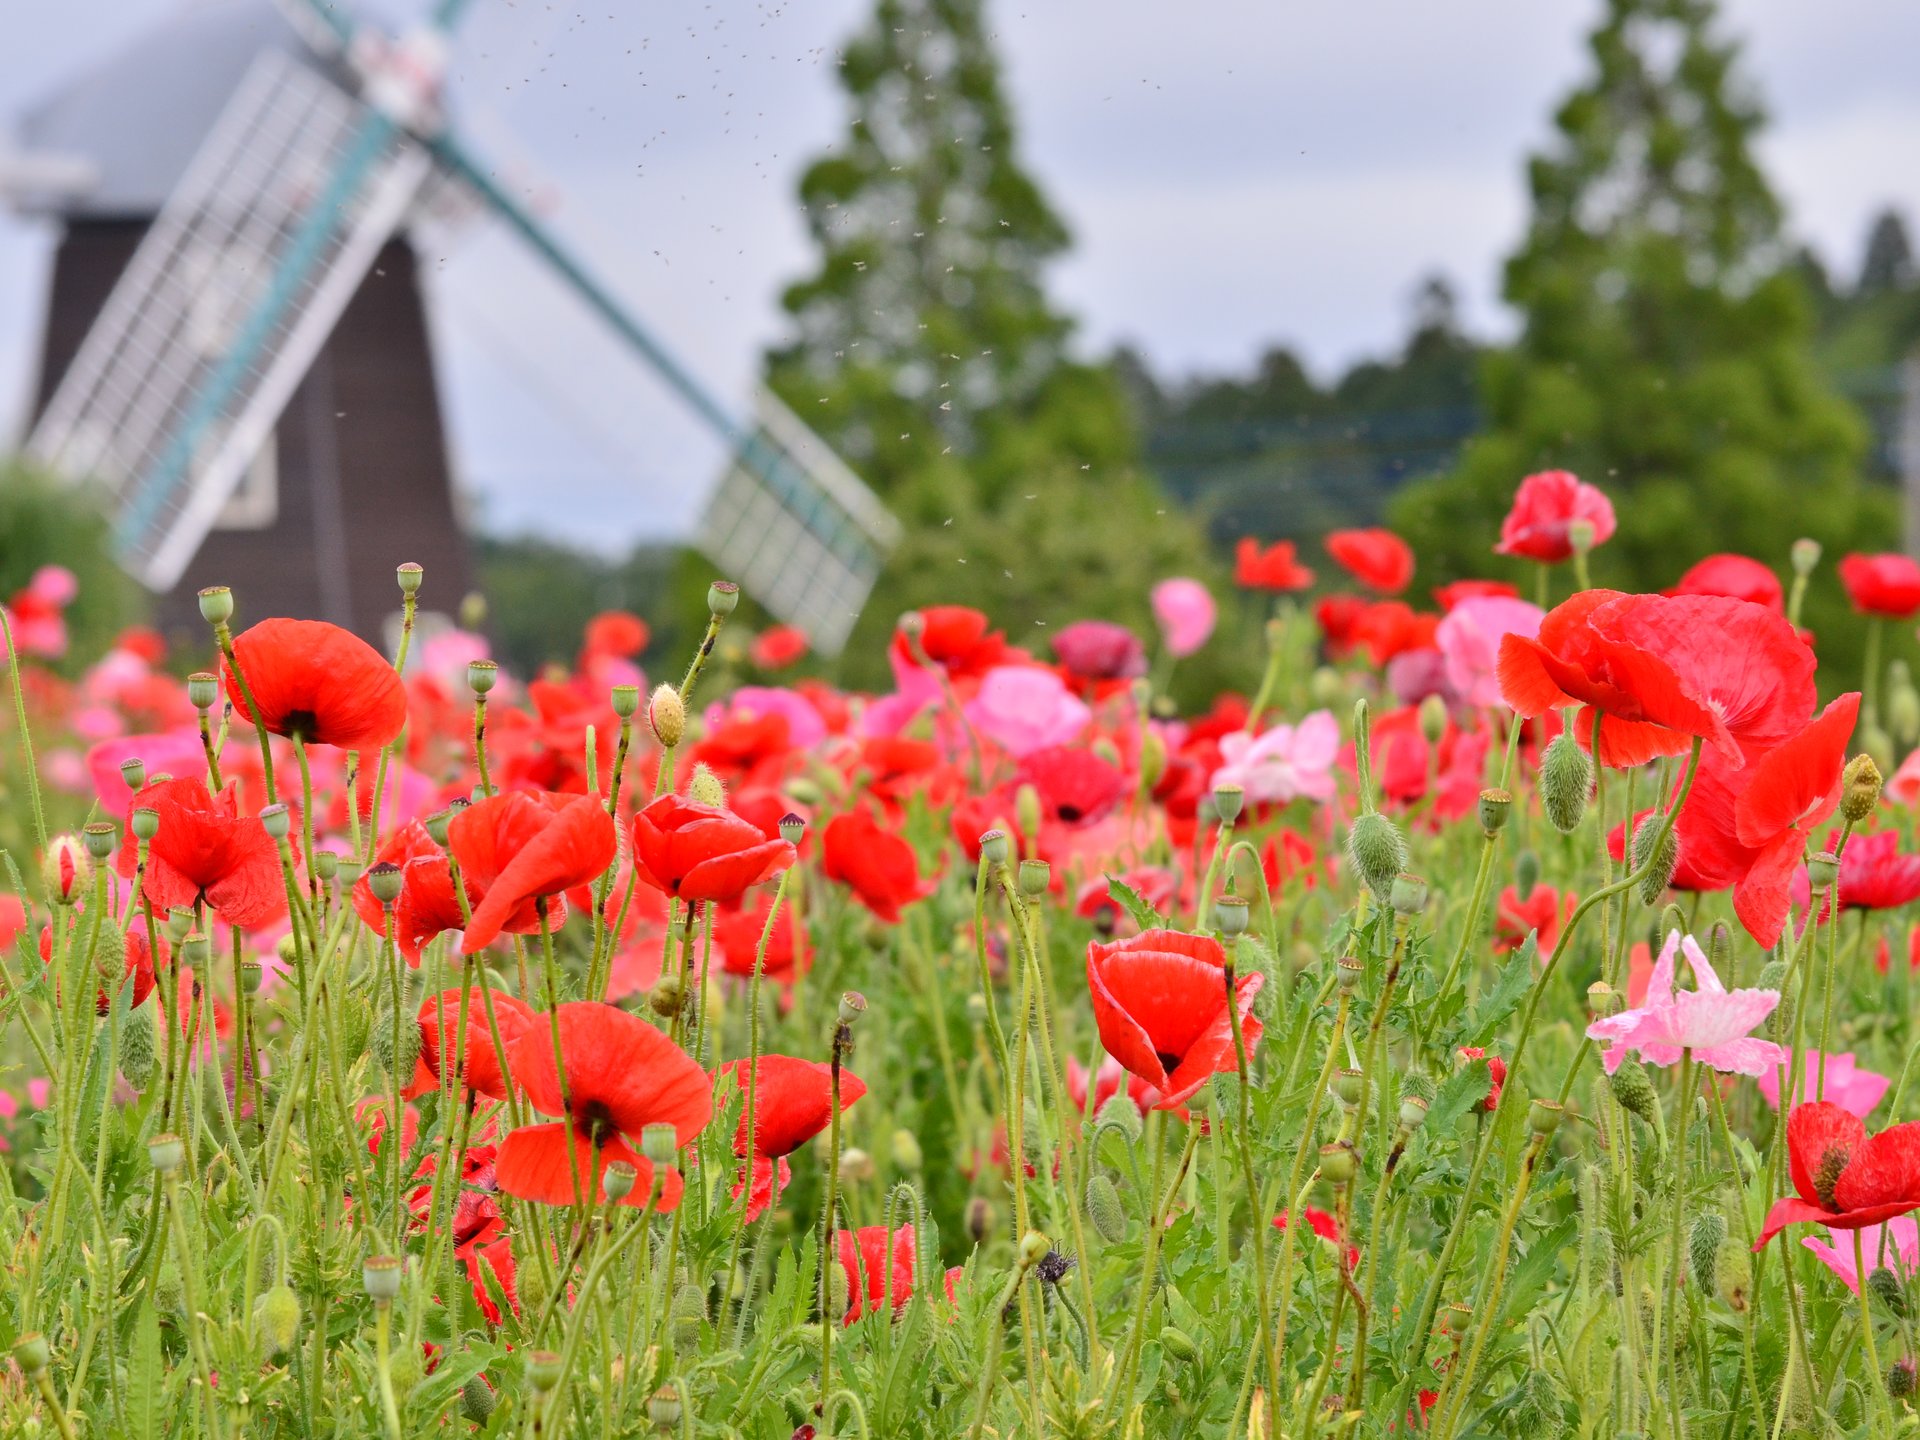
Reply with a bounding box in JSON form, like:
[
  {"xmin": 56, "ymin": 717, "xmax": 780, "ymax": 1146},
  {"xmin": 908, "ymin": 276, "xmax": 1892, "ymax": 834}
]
[
  {"xmin": 963, "ymin": 667, "xmax": 1090, "ymax": 758},
  {"xmin": 1804, "ymin": 1218, "xmax": 1919, "ymax": 1295},
  {"xmin": 1209, "ymin": 710, "xmax": 1339, "ymax": 805},
  {"xmin": 1756, "ymin": 1050, "xmax": 1889, "ymax": 1120},
  {"xmin": 1435, "ymin": 595, "xmax": 1544, "ymax": 708},
  {"xmin": 1151, "ymin": 578, "xmax": 1216, "ymax": 658},
  {"xmin": 1585, "ymin": 930, "xmax": 1787, "ymax": 1076}
]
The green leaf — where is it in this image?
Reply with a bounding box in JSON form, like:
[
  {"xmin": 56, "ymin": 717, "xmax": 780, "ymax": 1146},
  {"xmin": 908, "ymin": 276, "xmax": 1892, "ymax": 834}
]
[
  {"xmin": 1104, "ymin": 874, "xmax": 1167, "ymax": 932},
  {"xmin": 1456, "ymin": 933, "xmax": 1537, "ymax": 1049},
  {"xmin": 130, "ymin": 1301, "xmax": 161, "ymax": 1440},
  {"xmin": 1426, "ymin": 1061, "xmax": 1493, "ymax": 1136}
]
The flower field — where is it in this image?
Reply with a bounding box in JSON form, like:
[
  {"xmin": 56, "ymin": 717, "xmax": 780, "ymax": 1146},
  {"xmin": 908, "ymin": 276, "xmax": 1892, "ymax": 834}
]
[{"xmin": 4, "ymin": 471, "xmax": 1920, "ymax": 1438}]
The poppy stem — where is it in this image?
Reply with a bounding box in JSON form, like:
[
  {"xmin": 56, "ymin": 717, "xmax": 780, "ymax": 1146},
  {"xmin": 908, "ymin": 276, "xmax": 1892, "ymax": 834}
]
[
  {"xmin": 214, "ymin": 621, "xmax": 277, "ymax": 807},
  {"xmin": 1268, "ymin": 989, "xmax": 1350, "ymax": 1382},
  {"xmin": 721, "ymin": 871, "xmax": 790, "ymax": 1340},
  {"xmin": 966, "ymin": 1240, "xmax": 1047, "ymax": 1440},
  {"xmin": 818, "ymin": 1024, "xmax": 849, "ymax": 1411},
  {"xmin": 1855, "ymin": 1227, "xmax": 1894, "ymax": 1439},
  {"xmin": 1222, "ymin": 946, "xmax": 1273, "ymax": 1397},
  {"xmin": 471, "ymin": 690, "xmax": 492, "ymax": 797},
  {"xmin": 0, "ymin": 608, "xmax": 48, "ymax": 855}
]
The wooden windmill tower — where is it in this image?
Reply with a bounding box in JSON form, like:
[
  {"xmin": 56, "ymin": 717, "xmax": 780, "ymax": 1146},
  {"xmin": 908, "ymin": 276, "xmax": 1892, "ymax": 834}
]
[{"xmin": 4, "ymin": 0, "xmax": 898, "ymax": 654}]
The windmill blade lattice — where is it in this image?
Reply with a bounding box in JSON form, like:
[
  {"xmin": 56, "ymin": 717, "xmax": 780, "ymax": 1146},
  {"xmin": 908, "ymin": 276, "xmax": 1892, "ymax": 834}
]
[{"xmin": 26, "ymin": 50, "xmax": 429, "ymax": 590}]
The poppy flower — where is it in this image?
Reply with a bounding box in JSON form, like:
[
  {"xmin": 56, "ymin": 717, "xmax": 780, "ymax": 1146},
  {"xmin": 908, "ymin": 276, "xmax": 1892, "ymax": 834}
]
[
  {"xmin": 353, "ymin": 820, "xmax": 492, "ymax": 962},
  {"xmin": 1803, "ymin": 1218, "xmax": 1920, "ymax": 1295},
  {"xmin": 1051, "ymin": 621, "xmax": 1147, "ymax": 682},
  {"xmin": 1757, "ymin": 1051, "xmax": 1889, "ymax": 1121},
  {"xmin": 1672, "ymin": 554, "xmax": 1783, "ymax": 612},
  {"xmin": 496, "ymin": 1002, "xmax": 711, "ymax": 1209},
  {"xmin": 822, "ymin": 809, "xmax": 931, "ymax": 923},
  {"xmin": 631, "ymin": 794, "xmax": 796, "ymax": 904},
  {"xmin": 1211, "ymin": 711, "xmax": 1339, "ymax": 805},
  {"xmin": 1325, "ymin": 529, "xmax": 1414, "ymax": 595},
  {"xmin": 0, "ymin": 893, "xmax": 25, "ymax": 953},
  {"xmin": 1151, "ymin": 578, "xmax": 1217, "ymax": 657},
  {"xmin": 222, "ymin": 618, "xmax": 408, "ymax": 752},
  {"xmin": 115, "ymin": 776, "xmax": 288, "ymax": 930},
  {"xmin": 890, "ymin": 606, "xmax": 1011, "ymax": 683},
  {"xmin": 1315, "ymin": 594, "xmax": 1369, "ymax": 661},
  {"xmin": 453, "ymin": 792, "xmax": 617, "ymax": 953},
  {"xmin": 750, "ymin": 625, "xmax": 809, "ymax": 670},
  {"xmin": 1834, "ymin": 828, "xmax": 1920, "ymax": 913},
  {"xmin": 1086, "ymin": 928, "xmax": 1263, "ymax": 1109},
  {"xmin": 1272, "ymin": 1207, "xmax": 1357, "ymax": 1269},
  {"xmin": 583, "ymin": 610, "xmax": 649, "ymax": 658},
  {"xmin": 38, "ymin": 914, "xmax": 162, "ymax": 1014},
  {"xmin": 1456, "ymin": 1047, "xmax": 1506, "ymax": 1111},
  {"xmin": 1016, "ymin": 746, "xmax": 1126, "ymax": 827},
  {"xmin": 1262, "ymin": 829, "xmax": 1328, "ymax": 894},
  {"xmin": 1066, "ymin": 1053, "xmax": 1171, "ymax": 1116},
  {"xmin": 713, "ymin": 898, "xmax": 806, "ymax": 983},
  {"xmin": 1493, "ymin": 884, "xmax": 1571, "ymax": 954},
  {"xmin": 1434, "ymin": 579, "xmax": 1519, "ymax": 611},
  {"xmin": 1435, "ymin": 595, "xmax": 1544, "ymax": 708},
  {"xmin": 836, "ymin": 1224, "xmax": 919, "ymax": 1323},
  {"xmin": 964, "ymin": 667, "xmax": 1091, "ymax": 758},
  {"xmin": 1235, "ymin": 538, "xmax": 1315, "ymax": 592},
  {"xmin": 1493, "ymin": 470, "xmax": 1616, "ymax": 563},
  {"xmin": 717, "ymin": 1055, "xmax": 867, "ymax": 1159},
  {"xmin": 1586, "ymin": 930, "xmax": 1787, "ymax": 1076},
  {"xmin": 1838, "ymin": 553, "xmax": 1920, "ymax": 619},
  {"xmin": 731, "ymin": 1154, "xmax": 791, "ymax": 1222},
  {"xmin": 415, "ymin": 988, "xmax": 539, "ymax": 1101},
  {"xmin": 1754, "ymin": 1101, "xmax": 1920, "ymax": 1249},
  {"xmin": 1351, "ymin": 602, "xmax": 1438, "ymax": 666}
]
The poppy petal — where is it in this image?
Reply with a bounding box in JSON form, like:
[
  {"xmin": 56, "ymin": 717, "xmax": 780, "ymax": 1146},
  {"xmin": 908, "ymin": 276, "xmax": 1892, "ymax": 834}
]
[{"xmin": 1788, "ymin": 1101, "xmax": 1866, "ymax": 1208}]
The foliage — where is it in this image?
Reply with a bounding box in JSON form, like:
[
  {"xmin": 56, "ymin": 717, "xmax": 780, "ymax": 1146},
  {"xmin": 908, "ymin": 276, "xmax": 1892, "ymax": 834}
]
[{"xmin": 0, "ymin": 463, "xmax": 143, "ymax": 668}]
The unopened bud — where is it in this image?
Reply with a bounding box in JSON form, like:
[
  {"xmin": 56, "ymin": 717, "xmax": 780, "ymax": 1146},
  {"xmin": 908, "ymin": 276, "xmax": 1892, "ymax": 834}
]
[
  {"xmin": 688, "ymin": 763, "xmax": 726, "ymax": 808},
  {"xmin": 461, "ymin": 1373, "xmax": 497, "ymax": 1423},
  {"xmin": 1887, "ymin": 1356, "xmax": 1917, "ymax": 1400},
  {"xmin": 1418, "ymin": 693, "xmax": 1448, "ymax": 745},
  {"xmin": 1608, "ymin": 1059, "xmax": 1661, "ymax": 1128},
  {"xmin": 1015, "ymin": 784, "xmax": 1043, "ymax": 843},
  {"xmin": 648, "ymin": 685, "xmax": 685, "ymax": 747},
  {"xmin": 41, "ymin": 835, "xmax": 90, "ymax": 905},
  {"xmin": 1160, "ymin": 1326, "xmax": 1201, "ymax": 1365},
  {"xmin": 256, "ymin": 1284, "xmax": 301, "ymax": 1356},
  {"xmin": 13, "ymin": 1334, "xmax": 49, "ymax": 1375},
  {"xmin": 1790, "ymin": 537, "xmax": 1821, "ymax": 578},
  {"xmin": 647, "ymin": 975, "xmax": 684, "ymax": 1021},
  {"xmin": 1346, "ymin": 812, "xmax": 1407, "ymax": 900},
  {"xmin": 1869, "ymin": 1266, "xmax": 1908, "ymax": 1319},
  {"xmin": 1094, "ymin": 1093, "xmax": 1142, "ymax": 1142},
  {"xmin": 1843, "ymin": 753, "xmax": 1883, "ymax": 825},
  {"xmin": 1539, "ymin": 733, "xmax": 1592, "ymax": 834},
  {"xmin": 1514, "ymin": 848, "xmax": 1541, "ymax": 900},
  {"xmin": 197, "ymin": 586, "xmax": 234, "ymax": 625},
  {"xmin": 966, "ymin": 1196, "xmax": 992, "ymax": 1244},
  {"xmin": 1688, "ymin": 1211, "xmax": 1725, "ymax": 1294},
  {"xmin": 1086, "ymin": 1172, "xmax": 1126, "ymax": 1242},
  {"xmin": 1139, "ymin": 728, "xmax": 1167, "ymax": 788},
  {"xmin": 1632, "ymin": 816, "xmax": 1678, "ymax": 905}
]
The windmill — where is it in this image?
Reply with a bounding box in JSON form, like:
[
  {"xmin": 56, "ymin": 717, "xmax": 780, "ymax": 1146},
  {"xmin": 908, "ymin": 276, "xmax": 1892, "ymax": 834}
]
[{"xmin": 7, "ymin": 0, "xmax": 898, "ymax": 654}]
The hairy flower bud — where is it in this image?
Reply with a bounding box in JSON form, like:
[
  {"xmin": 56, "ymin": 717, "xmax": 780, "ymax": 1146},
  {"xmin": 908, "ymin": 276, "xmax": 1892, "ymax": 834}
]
[
  {"xmin": 1688, "ymin": 1211, "xmax": 1725, "ymax": 1294},
  {"xmin": 1631, "ymin": 816, "xmax": 1679, "ymax": 906},
  {"xmin": 688, "ymin": 763, "xmax": 727, "ymax": 809},
  {"xmin": 1086, "ymin": 1172, "xmax": 1127, "ymax": 1242},
  {"xmin": 42, "ymin": 834, "xmax": 90, "ymax": 906},
  {"xmin": 1539, "ymin": 733, "xmax": 1593, "ymax": 834},
  {"xmin": 13, "ymin": 1334, "xmax": 49, "ymax": 1375},
  {"xmin": 256, "ymin": 1284, "xmax": 301, "ymax": 1357},
  {"xmin": 1869, "ymin": 1266, "xmax": 1909, "ymax": 1320},
  {"xmin": 462, "ymin": 1374, "xmax": 497, "ymax": 1423},
  {"xmin": 1418, "ymin": 693, "xmax": 1448, "ymax": 746},
  {"xmin": 1094, "ymin": 1093, "xmax": 1142, "ymax": 1142},
  {"xmin": 1607, "ymin": 1058, "xmax": 1661, "ymax": 1129},
  {"xmin": 1843, "ymin": 753, "xmax": 1884, "ymax": 825},
  {"xmin": 1346, "ymin": 812, "xmax": 1407, "ymax": 901},
  {"xmin": 1514, "ymin": 848, "xmax": 1541, "ymax": 901},
  {"xmin": 1159, "ymin": 1326, "xmax": 1201, "ymax": 1365},
  {"xmin": 1887, "ymin": 1357, "xmax": 1917, "ymax": 1400},
  {"xmin": 648, "ymin": 975, "xmax": 685, "ymax": 1019},
  {"xmin": 120, "ymin": 1003, "xmax": 157, "ymax": 1089},
  {"xmin": 648, "ymin": 684, "xmax": 685, "ymax": 748}
]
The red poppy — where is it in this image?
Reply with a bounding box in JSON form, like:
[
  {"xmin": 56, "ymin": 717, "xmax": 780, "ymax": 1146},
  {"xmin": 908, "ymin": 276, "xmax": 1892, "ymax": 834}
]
[
  {"xmin": 453, "ymin": 792, "xmax": 616, "ymax": 953},
  {"xmin": 1838, "ymin": 553, "xmax": 1920, "ymax": 619},
  {"xmin": 0, "ymin": 893, "xmax": 25, "ymax": 954},
  {"xmin": 1352, "ymin": 601, "xmax": 1439, "ymax": 666},
  {"xmin": 1235, "ymin": 538, "xmax": 1315, "ymax": 592},
  {"xmin": 731, "ymin": 1154, "xmax": 791, "ymax": 1222},
  {"xmin": 414, "ymin": 988, "xmax": 539, "ymax": 1101},
  {"xmin": 1263, "ymin": 829, "xmax": 1328, "ymax": 894},
  {"xmin": 1315, "ymin": 595, "xmax": 1370, "ymax": 662},
  {"xmin": 1325, "ymin": 529, "xmax": 1414, "ymax": 595},
  {"xmin": 1051, "ymin": 621, "xmax": 1148, "ymax": 682},
  {"xmin": 1834, "ymin": 828, "xmax": 1920, "ymax": 913},
  {"xmin": 462, "ymin": 1231, "xmax": 518, "ymax": 1326},
  {"xmin": 353, "ymin": 820, "xmax": 492, "ymax": 962},
  {"xmin": 1074, "ymin": 868, "xmax": 1178, "ymax": 938},
  {"xmin": 39, "ymin": 914, "xmax": 162, "ymax": 1014},
  {"xmin": 1456, "ymin": 1047, "xmax": 1506, "ymax": 1111},
  {"xmin": 1358, "ymin": 707, "xmax": 1489, "ymax": 823},
  {"xmin": 1087, "ymin": 928, "xmax": 1263, "ymax": 1109},
  {"xmin": 750, "ymin": 625, "xmax": 810, "ymax": 670},
  {"xmin": 717, "ymin": 1055, "xmax": 868, "ymax": 1159},
  {"xmin": 1493, "ymin": 470, "xmax": 1616, "ymax": 563},
  {"xmin": 1492, "ymin": 884, "xmax": 1571, "ymax": 954},
  {"xmin": 222, "ymin": 618, "xmax": 408, "ymax": 752},
  {"xmin": 822, "ymin": 809, "xmax": 931, "ymax": 923},
  {"xmin": 631, "ymin": 794, "xmax": 796, "ymax": 904},
  {"xmin": 1671, "ymin": 554, "xmax": 1783, "ymax": 612},
  {"xmin": 115, "ymin": 776, "xmax": 288, "ymax": 930},
  {"xmin": 1066, "ymin": 1053, "xmax": 1171, "ymax": 1116},
  {"xmin": 1754, "ymin": 1101, "xmax": 1920, "ymax": 1249},
  {"xmin": 1434, "ymin": 579, "xmax": 1519, "ymax": 612},
  {"xmin": 1606, "ymin": 809, "xmax": 1717, "ymax": 893},
  {"xmin": 497, "ymin": 1002, "xmax": 710, "ymax": 1209},
  {"xmin": 583, "ymin": 610, "xmax": 649, "ymax": 658},
  {"xmin": 1016, "ymin": 746, "xmax": 1126, "ymax": 827},
  {"xmin": 890, "ymin": 606, "xmax": 1011, "ymax": 681},
  {"xmin": 835, "ymin": 1224, "xmax": 919, "ymax": 1323},
  {"xmin": 1272, "ymin": 1207, "xmax": 1358, "ymax": 1269}
]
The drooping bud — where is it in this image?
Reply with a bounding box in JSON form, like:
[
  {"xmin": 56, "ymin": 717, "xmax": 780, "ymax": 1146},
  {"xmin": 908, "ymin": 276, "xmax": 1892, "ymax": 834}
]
[
  {"xmin": 1706, "ymin": 921, "xmax": 1734, "ymax": 980},
  {"xmin": 1688, "ymin": 1211, "xmax": 1725, "ymax": 1293},
  {"xmin": 256, "ymin": 1285, "xmax": 301, "ymax": 1356},
  {"xmin": 1017, "ymin": 859, "xmax": 1050, "ymax": 897},
  {"xmin": 1389, "ymin": 872, "xmax": 1429, "ymax": 916},
  {"xmin": 1887, "ymin": 1357, "xmax": 1917, "ymax": 1400},
  {"xmin": 1346, "ymin": 812, "xmax": 1407, "ymax": 901},
  {"xmin": 1790, "ymin": 537, "xmax": 1821, "ymax": 578},
  {"xmin": 1607, "ymin": 1059, "xmax": 1661, "ymax": 1129},
  {"xmin": 1869, "ymin": 1266, "xmax": 1908, "ymax": 1319},
  {"xmin": 1159, "ymin": 1326, "xmax": 1201, "ymax": 1366},
  {"xmin": 1086, "ymin": 1172, "xmax": 1126, "ymax": 1242},
  {"xmin": 688, "ymin": 763, "xmax": 726, "ymax": 809},
  {"xmin": 1631, "ymin": 816, "xmax": 1678, "ymax": 906},
  {"xmin": 647, "ymin": 976, "xmax": 684, "ymax": 1019},
  {"xmin": 1418, "ymin": 694, "xmax": 1448, "ymax": 746},
  {"xmin": 461, "ymin": 1374, "xmax": 497, "ymax": 1423},
  {"xmin": 197, "ymin": 586, "xmax": 234, "ymax": 625},
  {"xmin": 1094, "ymin": 1093, "xmax": 1142, "ymax": 1142},
  {"xmin": 1539, "ymin": 733, "xmax": 1593, "ymax": 834},
  {"xmin": 648, "ymin": 685, "xmax": 685, "ymax": 747},
  {"xmin": 1842, "ymin": 753, "xmax": 1883, "ymax": 825},
  {"xmin": 1514, "ymin": 849, "xmax": 1541, "ymax": 900}
]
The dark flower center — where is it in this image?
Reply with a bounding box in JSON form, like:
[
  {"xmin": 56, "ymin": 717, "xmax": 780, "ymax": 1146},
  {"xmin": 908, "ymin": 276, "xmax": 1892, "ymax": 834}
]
[
  {"xmin": 282, "ymin": 709, "xmax": 320, "ymax": 744},
  {"xmin": 1813, "ymin": 1144, "xmax": 1850, "ymax": 1209},
  {"xmin": 1155, "ymin": 1050, "xmax": 1182, "ymax": 1075}
]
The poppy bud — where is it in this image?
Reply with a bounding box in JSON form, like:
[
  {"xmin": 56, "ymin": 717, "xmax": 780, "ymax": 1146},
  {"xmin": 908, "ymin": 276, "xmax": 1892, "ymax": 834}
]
[
  {"xmin": 966, "ymin": 1196, "xmax": 992, "ymax": 1244},
  {"xmin": 1346, "ymin": 812, "xmax": 1407, "ymax": 901},
  {"xmin": 527, "ymin": 1351, "xmax": 562, "ymax": 1394},
  {"xmin": 1842, "ymin": 753, "xmax": 1883, "ymax": 825},
  {"xmin": 1094, "ymin": 1093, "xmax": 1142, "ymax": 1141},
  {"xmin": 120, "ymin": 1004, "xmax": 157, "ymax": 1089},
  {"xmin": 838, "ymin": 991, "xmax": 867, "ymax": 1026},
  {"xmin": 670, "ymin": 1283, "xmax": 706, "ymax": 1347},
  {"xmin": 1159, "ymin": 1326, "xmax": 1201, "ymax": 1365},
  {"xmin": 641, "ymin": 1123, "xmax": 679, "ymax": 1169},
  {"xmin": 1527, "ymin": 1099, "xmax": 1563, "ymax": 1136},
  {"xmin": 689, "ymin": 763, "xmax": 727, "ymax": 808},
  {"xmin": 1389, "ymin": 872, "xmax": 1429, "ymax": 916},
  {"xmin": 648, "ymin": 685, "xmax": 685, "ymax": 747},
  {"xmin": 42, "ymin": 835, "xmax": 90, "ymax": 906},
  {"xmin": 1631, "ymin": 817, "xmax": 1678, "ymax": 906},
  {"xmin": 778, "ymin": 812, "xmax": 806, "ymax": 847},
  {"xmin": 648, "ymin": 976, "xmax": 685, "ymax": 1019},
  {"xmin": 370, "ymin": 1005, "xmax": 421, "ymax": 1083},
  {"xmin": 708, "ymin": 581, "xmax": 740, "ymax": 617},
  {"xmin": 1017, "ymin": 859, "xmax": 1049, "ymax": 897},
  {"xmin": 1318, "ymin": 1141, "xmax": 1357, "ymax": 1185},
  {"xmin": 1707, "ymin": 921, "xmax": 1734, "ymax": 980},
  {"xmin": 1806, "ymin": 851, "xmax": 1839, "ymax": 891},
  {"xmin": 1086, "ymin": 1172, "xmax": 1126, "ymax": 1242},
  {"xmin": 1513, "ymin": 849, "xmax": 1541, "ymax": 901},
  {"xmin": 1139, "ymin": 728, "xmax": 1167, "ymax": 789},
  {"xmin": 840, "ymin": 1148, "xmax": 875, "ymax": 1183},
  {"xmin": 1015, "ymin": 784, "xmax": 1043, "ymax": 843},
  {"xmin": 1335, "ymin": 956, "xmax": 1364, "ymax": 992},
  {"xmin": 1887, "ymin": 1357, "xmax": 1917, "ymax": 1400},
  {"xmin": 1688, "ymin": 1211, "xmax": 1724, "ymax": 1294},
  {"xmin": 1214, "ymin": 894, "xmax": 1250, "ymax": 937},
  {"xmin": 609, "ymin": 684, "xmax": 639, "ymax": 721},
  {"xmin": 13, "ymin": 1334, "xmax": 49, "ymax": 1375},
  {"xmin": 603, "ymin": 1161, "xmax": 637, "ymax": 1202},
  {"xmin": 148, "ymin": 1133, "xmax": 185, "ymax": 1175},
  {"xmin": 1538, "ymin": 733, "xmax": 1592, "ymax": 834},
  {"xmin": 650, "ymin": 1384, "xmax": 684, "ymax": 1430},
  {"xmin": 256, "ymin": 1284, "xmax": 301, "ymax": 1356},
  {"xmin": 462, "ymin": 1374, "xmax": 497, "ymax": 1423},
  {"xmin": 1869, "ymin": 1266, "xmax": 1908, "ymax": 1319},
  {"xmin": 978, "ymin": 829, "xmax": 1011, "ymax": 867},
  {"xmin": 367, "ymin": 862, "xmax": 404, "ymax": 906},
  {"xmin": 1331, "ymin": 1068, "xmax": 1366, "ymax": 1108},
  {"xmin": 1607, "ymin": 1058, "xmax": 1660, "ymax": 1129},
  {"xmin": 1211, "ymin": 783, "xmax": 1244, "ymax": 825},
  {"xmin": 1790, "ymin": 537, "xmax": 1821, "ymax": 578},
  {"xmin": 197, "ymin": 586, "xmax": 234, "ymax": 624},
  {"xmin": 130, "ymin": 807, "xmax": 160, "ymax": 842},
  {"xmin": 1477, "ymin": 788, "xmax": 1511, "ymax": 837},
  {"xmin": 1418, "ymin": 694, "xmax": 1447, "ymax": 746},
  {"xmin": 1018, "ymin": 1230, "xmax": 1052, "ymax": 1270}
]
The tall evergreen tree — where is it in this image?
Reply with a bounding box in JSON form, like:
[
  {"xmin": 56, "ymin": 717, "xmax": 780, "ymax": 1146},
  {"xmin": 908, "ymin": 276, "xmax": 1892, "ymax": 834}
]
[
  {"xmin": 1393, "ymin": 0, "xmax": 1893, "ymax": 663},
  {"xmin": 765, "ymin": 0, "xmax": 1217, "ymax": 684}
]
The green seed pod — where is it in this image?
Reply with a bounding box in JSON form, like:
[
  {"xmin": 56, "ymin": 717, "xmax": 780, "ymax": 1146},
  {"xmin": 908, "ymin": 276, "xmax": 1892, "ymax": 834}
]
[
  {"xmin": 368, "ymin": 1004, "xmax": 422, "ymax": 1084},
  {"xmin": 1159, "ymin": 1326, "xmax": 1201, "ymax": 1366},
  {"xmin": 1401, "ymin": 1071, "xmax": 1436, "ymax": 1105},
  {"xmin": 1094, "ymin": 1093, "xmax": 1142, "ymax": 1143},
  {"xmin": 1868, "ymin": 1266, "xmax": 1908, "ymax": 1319},
  {"xmin": 462, "ymin": 1373, "xmax": 496, "ymax": 1423},
  {"xmin": 1633, "ymin": 818, "xmax": 1679, "ymax": 906},
  {"xmin": 155, "ymin": 1263, "xmax": 185, "ymax": 1319},
  {"xmin": 120, "ymin": 1003, "xmax": 158, "ymax": 1089},
  {"xmin": 1608, "ymin": 1058, "xmax": 1661, "ymax": 1130},
  {"xmin": 1086, "ymin": 1173, "xmax": 1127, "ymax": 1243},
  {"xmin": 1688, "ymin": 1211, "xmax": 1725, "ymax": 1294},
  {"xmin": 671, "ymin": 1281, "xmax": 706, "ymax": 1348},
  {"xmin": 1346, "ymin": 811, "xmax": 1407, "ymax": 901},
  {"xmin": 1511, "ymin": 1369, "xmax": 1568, "ymax": 1439},
  {"xmin": 1539, "ymin": 733, "xmax": 1593, "ymax": 834},
  {"xmin": 255, "ymin": 1285, "xmax": 301, "ymax": 1357}
]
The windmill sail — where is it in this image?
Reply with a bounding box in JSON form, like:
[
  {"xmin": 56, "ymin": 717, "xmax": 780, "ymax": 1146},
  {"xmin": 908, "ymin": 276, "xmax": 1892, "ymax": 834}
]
[{"xmin": 27, "ymin": 49, "xmax": 428, "ymax": 590}]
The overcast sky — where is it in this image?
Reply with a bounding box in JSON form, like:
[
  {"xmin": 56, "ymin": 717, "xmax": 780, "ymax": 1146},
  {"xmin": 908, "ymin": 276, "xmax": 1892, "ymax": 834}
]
[{"xmin": 3, "ymin": 0, "xmax": 1918, "ymax": 553}]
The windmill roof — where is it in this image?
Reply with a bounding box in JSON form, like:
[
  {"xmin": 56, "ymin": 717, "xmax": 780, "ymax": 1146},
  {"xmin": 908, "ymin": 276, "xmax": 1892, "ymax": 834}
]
[{"xmin": 15, "ymin": 0, "xmax": 328, "ymax": 219}]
